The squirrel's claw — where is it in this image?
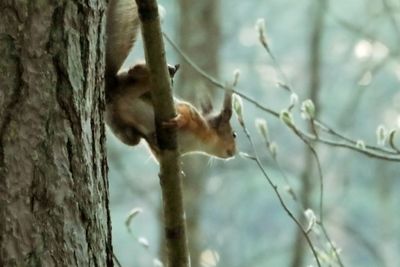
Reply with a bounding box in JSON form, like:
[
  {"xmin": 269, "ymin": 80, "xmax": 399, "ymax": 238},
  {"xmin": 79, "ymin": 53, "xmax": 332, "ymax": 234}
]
[{"xmin": 162, "ymin": 114, "xmax": 186, "ymax": 129}]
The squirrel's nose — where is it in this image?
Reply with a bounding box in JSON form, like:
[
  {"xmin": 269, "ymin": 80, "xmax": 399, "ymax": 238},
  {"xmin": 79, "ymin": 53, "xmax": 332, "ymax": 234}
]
[{"xmin": 226, "ymin": 148, "xmax": 235, "ymax": 157}]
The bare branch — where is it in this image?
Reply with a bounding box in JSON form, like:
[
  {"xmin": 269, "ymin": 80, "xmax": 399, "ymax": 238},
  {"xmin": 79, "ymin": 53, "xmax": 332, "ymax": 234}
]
[
  {"xmin": 163, "ymin": 32, "xmax": 279, "ymax": 117},
  {"xmin": 135, "ymin": 1, "xmax": 189, "ymax": 266},
  {"xmin": 162, "ymin": 32, "xmax": 400, "ymax": 162},
  {"xmin": 290, "ymin": 124, "xmax": 345, "ymax": 267},
  {"xmin": 238, "ymin": 120, "xmax": 322, "ymax": 267}
]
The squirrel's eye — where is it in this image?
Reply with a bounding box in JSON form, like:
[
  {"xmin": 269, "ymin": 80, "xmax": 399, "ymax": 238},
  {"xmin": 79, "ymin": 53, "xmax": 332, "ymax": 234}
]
[{"xmin": 232, "ymin": 132, "xmax": 237, "ymax": 138}]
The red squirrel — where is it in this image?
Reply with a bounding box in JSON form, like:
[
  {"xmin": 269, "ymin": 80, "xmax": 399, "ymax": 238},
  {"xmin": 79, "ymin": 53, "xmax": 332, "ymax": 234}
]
[{"xmin": 105, "ymin": 0, "xmax": 236, "ymax": 159}]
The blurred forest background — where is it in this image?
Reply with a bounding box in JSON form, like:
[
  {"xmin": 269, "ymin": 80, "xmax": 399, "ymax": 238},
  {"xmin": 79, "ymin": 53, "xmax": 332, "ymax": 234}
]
[{"xmin": 107, "ymin": 0, "xmax": 400, "ymax": 266}]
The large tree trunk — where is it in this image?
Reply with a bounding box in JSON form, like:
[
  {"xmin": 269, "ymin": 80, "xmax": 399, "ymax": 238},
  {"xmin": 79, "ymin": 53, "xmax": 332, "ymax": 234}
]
[{"xmin": 0, "ymin": 1, "xmax": 112, "ymax": 266}]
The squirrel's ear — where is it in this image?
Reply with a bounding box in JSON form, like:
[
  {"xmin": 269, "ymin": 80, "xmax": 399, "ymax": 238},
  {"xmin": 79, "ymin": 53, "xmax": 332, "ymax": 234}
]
[
  {"xmin": 168, "ymin": 64, "xmax": 180, "ymax": 78},
  {"xmin": 128, "ymin": 63, "xmax": 149, "ymax": 79},
  {"xmin": 219, "ymin": 89, "xmax": 233, "ymax": 121}
]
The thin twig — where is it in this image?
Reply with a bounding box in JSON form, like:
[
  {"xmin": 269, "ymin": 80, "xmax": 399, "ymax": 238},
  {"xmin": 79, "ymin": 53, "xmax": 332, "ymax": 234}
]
[
  {"xmin": 261, "ymin": 138, "xmax": 302, "ymax": 207},
  {"xmin": 163, "ymin": 32, "xmax": 279, "ymax": 117},
  {"xmin": 239, "ymin": 121, "xmax": 322, "ymax": 267},
  {"xmin": 113, "ymin": 253, "xmax": 123, "ymax": 267},
  {"xmin": 304, "ymin": 132, "xmax": 400, "ymax": 161},
  {"xmin": 136, "ymin": 2, "xmax": 189, "ymax": 267},
  {"xmin": 261, "ymin": 45, "xmax": 295, "ymax": 95},
  {"xmin": 389, "ymin": 131, "xmax": 400, "ymax": 153},
  {"xmin": 315, "ymin": 120, "xmax": 399, "ymax": 155},
  {"xmin": 163, "ymin": 32, "xmax": 400, "ymax": 162},
  {"xmin": 332, "ymin": 220, "xmax": 387, "ymax": 267},
  {"xmin": 289, "ymin": 125, "xmax": 345, "ymax": 267}
]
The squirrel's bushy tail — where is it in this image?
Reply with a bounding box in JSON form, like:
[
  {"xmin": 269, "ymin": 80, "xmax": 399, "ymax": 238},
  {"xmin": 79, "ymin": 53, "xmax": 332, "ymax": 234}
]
[{"xmin": 106, "ymin": 0, "xmax": 139, "ymax": 77}]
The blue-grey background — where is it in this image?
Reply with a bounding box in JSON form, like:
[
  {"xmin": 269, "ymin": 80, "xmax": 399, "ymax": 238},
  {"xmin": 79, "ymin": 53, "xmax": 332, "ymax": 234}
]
[{"xmin": 108, "ymin": 0, "xmax": 400, "ymax": 266}]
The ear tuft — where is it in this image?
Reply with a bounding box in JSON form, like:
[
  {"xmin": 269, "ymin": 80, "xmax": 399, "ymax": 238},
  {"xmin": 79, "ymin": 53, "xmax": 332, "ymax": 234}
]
[
  {"xmin": 168, "ymin": 64, "xmax": 180, "ymax": 78},
  {"xmin": 219, "ymin": 89, "xmax": 233, "ymax": 121}
]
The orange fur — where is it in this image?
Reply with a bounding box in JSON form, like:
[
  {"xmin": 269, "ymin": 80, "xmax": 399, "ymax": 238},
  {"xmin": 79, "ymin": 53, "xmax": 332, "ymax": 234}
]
[
  {"xmin": 175, "ymin": 103, "xmax": 212, "ymax": 140},
  {"xmin": 105, "ymin": 0, "xmax": 236, "ymax": 159}
]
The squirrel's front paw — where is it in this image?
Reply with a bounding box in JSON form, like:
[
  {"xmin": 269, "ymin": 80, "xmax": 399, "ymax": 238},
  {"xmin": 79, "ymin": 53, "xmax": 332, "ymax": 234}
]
[{"xmin": 162, "ymin": 114, "xmax": 186, "ymax": 129}]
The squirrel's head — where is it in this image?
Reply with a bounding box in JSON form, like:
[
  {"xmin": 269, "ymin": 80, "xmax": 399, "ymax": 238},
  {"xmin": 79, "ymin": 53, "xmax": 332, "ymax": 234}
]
[
  {"xmin": 202, "ymin": 89, "xmax": 236, "ymax": 159},
  {"xmin": 125, "ymin": 63, "xmax": 180, "ymax": 88}
]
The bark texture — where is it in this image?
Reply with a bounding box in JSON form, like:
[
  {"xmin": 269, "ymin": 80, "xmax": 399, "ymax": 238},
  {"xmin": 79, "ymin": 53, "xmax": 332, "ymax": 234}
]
[
  {"xmin": 135, "ymin": 1, "xmax": 190, "ymax": 267},
  {"xmin": 0, "ymin": 0, "xmax": 112, "ymax": 266}
]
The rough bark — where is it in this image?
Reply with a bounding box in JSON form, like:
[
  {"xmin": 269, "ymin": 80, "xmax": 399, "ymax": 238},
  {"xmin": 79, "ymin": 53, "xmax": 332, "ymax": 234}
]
[
  {"xmin": 135, "ymin": 1, "xmax": 190, "ymax": 267},
  {"xmin": 0, "ymin": 0, "xmax": 112, "ymax": 266}
]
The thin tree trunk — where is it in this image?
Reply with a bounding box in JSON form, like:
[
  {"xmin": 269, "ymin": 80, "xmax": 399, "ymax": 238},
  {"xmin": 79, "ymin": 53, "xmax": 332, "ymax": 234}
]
[
  {"xmin": 135, "ymin": 1, "xmax": 190, "ymax": 266},
  {"xmin": 0, "ymin": 0, "xmax": 112, "ymax": 266},
  {"xmin": 290, "ymin": 1, "xmax": 326, "ymax": 266}
]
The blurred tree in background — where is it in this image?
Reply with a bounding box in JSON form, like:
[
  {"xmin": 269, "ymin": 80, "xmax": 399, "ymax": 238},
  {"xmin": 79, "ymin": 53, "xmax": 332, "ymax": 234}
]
[
  {"xmin": 108, "ymin": 0, "xmax": 400, "ymax": 266},
  {"xmin": 290, "ymin": 1, "xmax": 326, "ymax": 266},
  {"xmin": 173, "ymin": 0, "xmax": 221, "ymax": 266}
]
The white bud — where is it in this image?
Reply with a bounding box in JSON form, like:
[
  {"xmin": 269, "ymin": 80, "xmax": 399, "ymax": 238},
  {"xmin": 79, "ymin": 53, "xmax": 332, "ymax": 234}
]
[
  {"xmin": 356, "ymin": 140, "xmax": 366, "ymax": 150},
  {"xmin": 138, "ymin": 237, "xmax": 150, "ymax": 249},
  {"xmin": 290, "ymin": 93, "xmax": 299, "ymax": 107},
  {"xmin": 304, "ymin": 209, "xmax": 317, "ymax": 233},
  {"xmin": 388, "ymin": 129, "xmax": 399, "ymax": 151},
  {"xmin": 232, "ymin": 94, "xmax": 244, "ymax": 125},
  {"xmin": 239, "ymin": 152, "xmax": 252, "ymax": 159},
  {"xmin": 280, "ymin": 109, "xmax": 294, "ymax": 127},
  {"xmin": 388, "ymin": 129, "xmax": 396, "ymax": 139},
  {"xmin": 376, "ymin": 125, "xmax": 387, "ymax": 146},
  {"xmin": 269, "ymin": 142, "xmax": 278, "ymax": 159},
  {"xmin": 233, "ymin": 69, "xmax": 241, "ymax": 86},
  {"xmin": 255, "ymin": 18, "xmax": 268, "ymax": 48},
  {"xmin": 125, "ymin": 208, "xmax": 143, "ymax": 231},
  {"xmin": 285, "ymin": 186, "xmax": 296, "ymax": 200},
  {"xmin": 276, "ymin": 81, "xmax": 290, "ymax": 91},
  {"xmin": 255, "ymin": 118, "xmax": 269, "ymax": 141},
  {"xmin": 255, "ymin": 18, "xmax": 266, "ymax": 36},
  {"xmin": 326, "ymin": 241, "xmax": 342, "ymax": 255},
  {"xmin": 301, "ymin": 99, "xmax": 315, "ymax": 120},
  {"xmin": 153, "ymin": 258, "xmax": 164, "ymax": 267}
]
